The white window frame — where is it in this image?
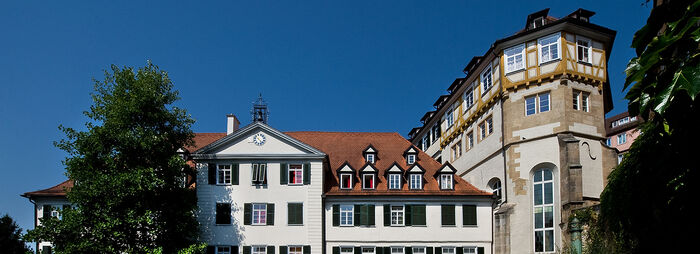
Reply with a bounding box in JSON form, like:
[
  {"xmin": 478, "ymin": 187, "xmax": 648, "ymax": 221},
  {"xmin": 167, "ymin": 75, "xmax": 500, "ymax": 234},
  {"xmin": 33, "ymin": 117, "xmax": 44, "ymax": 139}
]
[
  {"xmin": 505, "ymin": 44, "xmax": 526, "ymax": 73},
  {"xmin": 445, "ymin": 104, "xmax": 455, "ymax": 129},
  {"xmin": 390, "ymin": 206, "xmax": 405, "ymax": 226},
  {"xmin": 487, "ymin": 117, "xmax": 493, "ymax": 136},
  {"xmin": 251, "ymin": 163, "xmax": 267, "ymax": 184},
  {"xmin": 217, "ymin": 164, "xmax": 232, "ymax": 185},
  {"xmin": 467, "ymin": 132, "xmax": 474, "ymax": 150},
  {"xmin": 606, "ymin": 138, "xmax": 611, "ymax": 146},
  {"xmin": 538, "ymin": 33, "xmax": 561, "ymax": 64},
  {"xmin": 576, "ymin": 36, "xmax": 592, "ymax": 64},
  {"xmin": 340, "ymin": 173, "xmax": 353, "ymax": 189},
  {"xmin": 252, "ymin": 203, "xmax": 267, "ymax": 225},
  {"xmin": 362, "ymin": 174, "xmax": 375, "ymax": 189},
  {"xmin": 480, "ymin": 64, "xmax": 493, "ymax": 96},
  {"xmin": 491, "ymin": 179, "xmax": 502, "ymax": 203},
  {"xmin": 442, "ymin": 247, "xmax": 456, "ymax": 254},
  {"xmin": 525, "ymin": 95, "xmax": 537, "ymax": 116},
  {"xmin": 617, "ymin": 134, "xmax": 627, "ymax": 144},
  {"xmin": 440, "ymin": 174, "xmax": 453, "ymax": 190},
  {"xmin": 533, "ymin": 168, "xmax": 555, "ymax": 253},
  {"xmin": 366, "ymin": 153, "xmax": 375, "ymax": 164},
  {"xmin": 573, "ymin": 91, "xmax": 580, "ymax": 110},
  {"xmin": 412, "ymin": 247, "xmax": 426, "ymax": 254},
  {"xmin": 340, "ymin": 205, "xmax": 354, "ymax": 226},
  {"xmin": 410, "ymin": 174, "xmax": 422, "ymax": 190},
  {"xmin": 390, "ymin": 247, "xmax": 405, "ymax": 254},
  {"xmin": 288, "ymin": 164, "xmax": 303, "ymax": 185},
  {"xmin": 216, "ymin": 246, "xmax": 231, "ymax": 254},
  {"xmin": 479, "ymin": 122, "xmax": 486, "ymax": 140},
  {"xmin": 340, "ymin": 247, "xmax": 354, "ymax": 254},
  {"xmin": 463, "ymin": 85, "xmax": 475, "ymax": 111},
  {"xmin": 463, "ymin": 247, "xmax": 477, "ymax": 254},
  {"xmin": 581, "ymin": 92, "xmax": 589, "ymax": 112},
  {"xmin": 450, "ymin": 140, "xmax": 462, "ymax": 162},
  {"xmin": 407, "ymin": 154, "xmax": 416, "ymax": 164},
  {"xmin": 421, "ymin": 135, "xmax": 429, "ymax": 150},
  {"xmin": 252, "ymin": 246, "xmax": 267, "ymax": 254},
  {"xmin": 288, "ymin": 246, "xmax": 303, "ymax": 254},
  {"xmin": 361, "ymin": 247, "xmax": 376, "ymax": 254},
  {"xmin": 526, "ymin": 92, "xmax": 550, "ymax": 116},
  {"xmin": 389, "ymin": 174, "xmax": 401, "ymax": 189}
]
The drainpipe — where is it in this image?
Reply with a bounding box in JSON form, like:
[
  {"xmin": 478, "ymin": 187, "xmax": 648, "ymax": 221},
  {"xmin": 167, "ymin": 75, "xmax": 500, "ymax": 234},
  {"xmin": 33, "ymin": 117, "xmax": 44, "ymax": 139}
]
[{"xmin": 569, "ymin": 217, "xmax": 583, "ymax": 254}]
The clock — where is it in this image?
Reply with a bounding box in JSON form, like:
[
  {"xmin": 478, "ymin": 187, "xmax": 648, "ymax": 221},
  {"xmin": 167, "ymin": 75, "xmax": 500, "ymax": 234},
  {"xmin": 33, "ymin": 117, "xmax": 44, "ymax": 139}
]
[{"xmin": 253, "ymin": 133, "xmax": 266, "ymax": 146}]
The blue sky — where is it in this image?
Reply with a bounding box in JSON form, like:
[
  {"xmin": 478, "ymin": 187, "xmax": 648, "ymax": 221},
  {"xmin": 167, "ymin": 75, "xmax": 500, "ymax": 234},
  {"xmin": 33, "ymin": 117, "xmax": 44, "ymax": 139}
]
[{"xmin": 0, "ymin": 0, "xmax": 650, "ymax": 243}]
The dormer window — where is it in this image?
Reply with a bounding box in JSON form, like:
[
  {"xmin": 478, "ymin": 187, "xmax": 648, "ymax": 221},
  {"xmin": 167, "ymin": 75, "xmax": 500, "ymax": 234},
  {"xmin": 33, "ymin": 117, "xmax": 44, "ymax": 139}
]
[
  {"xmin": 440, "ymin": 174, "xmax": 453, "ymax": 190},
  {"xmin": 363, "ymin": 174, "xmax": 375, "ymax": 189},
  {"xmin": 340, "ymin": 173, "xmax": 352, "ymax": 189},
  {"xmin": 407, "ymin": 154, "xmax": 416, "ymax": 164},
  {"xmin": 531, "ymin": 16, "xmax": 545, "ymax": 29},
  {"xmin": 366, "ymin": 153, "xmax": 375, "ymax": 164},
  {"xmin": 388, "ymin": 174, "xmax": 401, "ymax": 189},
  {"xmin": 410, "ymin": 174, "xmax": 422, "ymax": 190}
]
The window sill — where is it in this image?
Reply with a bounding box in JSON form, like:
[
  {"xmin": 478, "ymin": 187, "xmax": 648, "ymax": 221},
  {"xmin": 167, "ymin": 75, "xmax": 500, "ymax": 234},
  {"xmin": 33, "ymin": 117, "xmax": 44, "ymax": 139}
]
[
  {"xmin": 504, "ymin": 68, "xmax": 526, "ymax": 76},
  {"xmin": 288, "ymin": 224, "xmax": 304, "ymax": 226},
  {"xmin": 538, "ymin": 58, "xmax": 561, "ymax": 66},
  {"xmin": 441, "ymin": 225, "xmax": 457, "ymax": 227},
  {"xmin": 462, "ymin": 224, "xmax": 478, "ymax": 227},
  {"xmin": 577, "ymin": 60, "xmax": 593, "ymax": 66}
]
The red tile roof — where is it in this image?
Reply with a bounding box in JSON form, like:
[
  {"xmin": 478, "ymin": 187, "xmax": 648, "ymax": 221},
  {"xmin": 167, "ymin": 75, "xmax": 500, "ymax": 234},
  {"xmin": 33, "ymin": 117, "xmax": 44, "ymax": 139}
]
[
  {"xmin": 22, "ymin": 180, "xmax": 73, "ymax": 198},
  {"xmin": 185, "ymin": 132, "xmax": 227, "ymax": 153},
  {"xmin": 286, "ymin": 131, "xmax": 491, "ymax": 196}
]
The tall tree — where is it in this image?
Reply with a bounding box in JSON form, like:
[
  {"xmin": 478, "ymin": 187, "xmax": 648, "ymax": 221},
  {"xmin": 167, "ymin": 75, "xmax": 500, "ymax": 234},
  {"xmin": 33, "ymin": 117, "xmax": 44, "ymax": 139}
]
[
  {"xmin": 0, "ymin": 214, "xmax": 31, "ymax": 254},
  {"xmin": 25, "ymin": 62, "xmax": 199, "ymax": 253},
  {"xmin": 592, "ymin": 1, "xmax": 700, "ymax": 253}
]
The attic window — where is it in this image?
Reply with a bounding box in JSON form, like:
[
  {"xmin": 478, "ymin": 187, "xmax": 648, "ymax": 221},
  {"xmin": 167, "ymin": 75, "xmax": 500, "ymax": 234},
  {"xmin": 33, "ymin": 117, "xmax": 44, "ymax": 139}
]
[
  {"xmin": 407, "ymin": 154, "xmax": 416, "ymax": 164},
  {"xmin": 340, "ymin": 173, "xmax": 352, "ymax": 189},
  {"xmin": 363, "ymin": 174, "xmax": 375, "ymax": 189},
  {"xmin": 440, "ymin": 174, "xmax": 453, "ymax": 190},
  {"xmin": 366, "ymin": 153, "xmax": 375, "ymax": 164},
  {"xmin": 531, "ymin": 17, "xmax": 545, "ymax": 29}
]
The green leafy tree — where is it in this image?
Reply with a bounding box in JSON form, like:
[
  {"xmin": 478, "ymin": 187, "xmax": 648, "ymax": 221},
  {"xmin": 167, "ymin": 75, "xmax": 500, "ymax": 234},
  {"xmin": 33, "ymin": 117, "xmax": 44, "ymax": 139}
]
[
  {"xmin": 591, "ymin": 1, "xmax": 700, "ymax": 253},
  {"xmin": 25, "ymin": 62, "xmax": 199, "ymax": 253},
  {"xmin": 0, "ymin": 214, "xmax": 31, "ymax": 254}
]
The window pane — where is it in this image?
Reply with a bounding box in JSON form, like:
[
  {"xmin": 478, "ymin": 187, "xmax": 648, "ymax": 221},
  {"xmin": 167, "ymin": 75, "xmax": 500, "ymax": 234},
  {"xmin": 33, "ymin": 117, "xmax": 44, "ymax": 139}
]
[
  {"xmin": 526, "ymin": 96, "xmax": 536, "ymax": 115},
  {"xmin": 534, "ymin": 183, "xmax": 543, "ymax": 205},
  {"xmin": 539, "ymin": 93, "xmax": 549, "ymax": 112},
  {"xmin": 544, "ymin": 183, "xmax": 553, "ymax": 204},
  {"xmin": 545, "ymin": 229, "xmax": 554, "ymax": 251},
  {"xmin": 534, "ymin": 207, "xmax": 543, "ymax": 229},
  {"xmin": 544, "ymin": 206, "xmax": 553, "ymax": 228},
  {"xmin": 544, "ymin": 170, "xmax": 552, "ymax": 181},
  {"xmin": 535, "ymin": 231, "xmax": 544, "ymax": 252},
  {"xmin": 534, "ymin": 170, "xmax": 542, "ymax": 182}
]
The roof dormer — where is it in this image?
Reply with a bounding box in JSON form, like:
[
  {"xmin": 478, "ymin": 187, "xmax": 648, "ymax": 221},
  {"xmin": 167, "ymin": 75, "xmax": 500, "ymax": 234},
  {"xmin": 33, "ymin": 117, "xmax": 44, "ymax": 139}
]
[
  {"xmin": 567, "ymin": 8, "xmax": 595, "ymax": 23},
  {"xmin": 385, "ymin": 162, "xmax": 405, "ymax": 190},
  {"xmin": 336, "ymin": 162, "xmax": 356, "ymax": 190},
  {"xmin": 403, "ymin": 146, "xmax": 419, "ymax": 165},
  {"xmin": 406, "ymin": 163, "xmax": 426, "ymax": 190},
  {"xmin": 363, "ymin": 144, "xmax": 378, "ymax": 164},
  {"xmin": 526, "ymin": 8, "xmax": 550, "ymax": 30},
  {"xmin": 436, "ymin": 162, "xmax": 457, "ymax": 190},
  {"xmin": 360, "ymin": 163, "xmax": 378, "ymax": 190}
]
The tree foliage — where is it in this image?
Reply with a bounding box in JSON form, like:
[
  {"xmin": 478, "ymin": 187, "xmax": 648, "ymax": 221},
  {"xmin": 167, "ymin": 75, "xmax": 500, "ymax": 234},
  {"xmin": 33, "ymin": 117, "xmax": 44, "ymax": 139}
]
[
  {"xmin": 25, "ymin": 62, "xmax": 199, "ymax": 253},
  {"xmin": 591, "ymin": 1, "xmax": 700, "ymax": 253},
  {"xmin": 0, "ymin": 214, "xmax": 31, "ymax": 254}
]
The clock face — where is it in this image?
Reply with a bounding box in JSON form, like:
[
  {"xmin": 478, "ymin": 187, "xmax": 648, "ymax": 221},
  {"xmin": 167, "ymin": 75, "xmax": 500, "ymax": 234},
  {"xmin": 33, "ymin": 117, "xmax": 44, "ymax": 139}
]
[{"xmin": 253, "ymin": 133, "xmax": 266, "ymax": 146}]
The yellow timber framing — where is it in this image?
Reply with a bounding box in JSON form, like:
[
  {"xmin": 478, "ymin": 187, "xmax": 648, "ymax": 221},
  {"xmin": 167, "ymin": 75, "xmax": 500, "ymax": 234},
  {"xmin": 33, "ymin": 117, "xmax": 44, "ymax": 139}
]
[{"xmin": 440, "ymin": 90, "xmax": 502, "ymax": 148}]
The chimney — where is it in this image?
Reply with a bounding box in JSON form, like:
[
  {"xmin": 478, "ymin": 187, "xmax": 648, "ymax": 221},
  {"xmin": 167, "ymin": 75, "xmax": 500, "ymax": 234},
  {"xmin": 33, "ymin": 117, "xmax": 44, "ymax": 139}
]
[{"xmin": 226, "ymin": 114, "xmax": 240, "ymax": 135}]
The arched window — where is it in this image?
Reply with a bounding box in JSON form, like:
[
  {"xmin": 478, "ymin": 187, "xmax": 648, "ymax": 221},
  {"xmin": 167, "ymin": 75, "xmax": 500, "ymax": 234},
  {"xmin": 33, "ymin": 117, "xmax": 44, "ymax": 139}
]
[
  {"xmin": 533, "ymin": 168, "xmax": 554, "ymax": 253},
  {"xmin": 488, "ymin": 178, "xmax": 502, "ymax": 203}
]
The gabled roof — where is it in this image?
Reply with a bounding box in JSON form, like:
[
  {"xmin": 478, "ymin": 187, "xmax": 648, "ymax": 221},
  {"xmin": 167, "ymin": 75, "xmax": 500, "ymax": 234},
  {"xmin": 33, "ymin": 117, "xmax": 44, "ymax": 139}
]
[
  {"xmin": 447, "ymin": 78, "xmax": 465, "ymax": 94},
  {"xmin": 336, "ymin": 162, "xmax": 356, "ymax": 173},
  {"xmin": 193, "ymin": 121, "xmax": 325, "ymax": 158},
  {"xmin": 286, "ymin": 131, "xmax": 490, "ymax": 196},
  {"xmin": 407, "ymin": 163, "xmax": 426, "ymax": 173},
  {"xmin": 435, "ymin": 162, "xmax": 458, "ymax": 176},
  {"xmin": 363, "ymin": 144, "xmax": 378, "ymax": 154},
  {"xmin": 404, "ymin": 146, "xmax": 419, "ymax": 155},
  {"xmin": 433, "ymin": 95, "xmax": 450, "ymax": 109},
  {"xmin": 22, "ymin": 180, "xmax": 73, "ymax": 198},
  {"xmin": 385, "ymin": 162, "xmax": 405, "ymax": 174},
  {"xmin": 420, "ymin": 111, "xmax": 436, "ymax": 124},
  {"xmin": 359, "ymin": 162, "xmax": 378, "ymax": 173}
]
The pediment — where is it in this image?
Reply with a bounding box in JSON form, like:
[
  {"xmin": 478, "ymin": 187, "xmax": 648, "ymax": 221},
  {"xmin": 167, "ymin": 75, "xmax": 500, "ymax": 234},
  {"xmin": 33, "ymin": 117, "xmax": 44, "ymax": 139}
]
[
  {"xmin": 193, "ymin": 122, "xmax": 324, "ymax": 158},
  {"xmin": 360, "ymin": 163, "xmax": 378, "ymax": 173},
  {"xmin": 386, "ymin": 162, "xmax": 404, "ymax": 173}
]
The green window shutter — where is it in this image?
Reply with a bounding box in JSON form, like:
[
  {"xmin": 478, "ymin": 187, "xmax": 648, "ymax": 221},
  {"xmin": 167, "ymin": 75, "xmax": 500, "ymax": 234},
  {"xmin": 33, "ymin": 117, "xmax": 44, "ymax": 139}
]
[
  {"xmin": 280, "ymin": 163, "xmax": 288, "ymax": 185},
  {"xmin": 354, "ymin": 205, "xmax": 361, "ymax": 226},
  {"xmin": 332, "ymin": 205, "xmax": 340, "ymax": 226},
  {"xmin": 457, "ymin": 247, "xmax": 463, "ymax": 254},
  {"xmin": 267, "ymin": 203, "xmax": 275, "ymax": 225},
  {"xmin": 279, "ymin": 246, "xmax": 287, "ymax": 254},
  {"xmin": 232, "ymin": 246, "xmax": 239, "ymax": 254},
  {"xmin": 244, "ymin": 246, "xmax": 251, "ymax": 254},
  {"xmin": 368, "ymin": 205, "xmax": 375, "ymax": 226},
  {"xmin": 232, "ymin": 164, "xmax": 239, "ymax": 185},
  {"xmin": 360, "ymin": 205, "xmax": 368, "ymax": 226},
  {"xmin": 477, "ymin": 247, "xmax": 484, "ymax": 254},
  {"xmin": 43, "ymin": 205, "xmax": 51, "ymax": 218},
  {"xmin": 405, "ymin": 205, "xmax": 412, "ymax": 226},
  {"xmin": 383, "ymin": 204, "xmax": 390, "ymax": 226},
  {"xmin": 303, "ymin": 163, "xmax": 311, "ymax": 185},
  {"xmin": 413, "ymin": 205, "xmax": 426, "ymax": 226},
  {"xmin": 426, "ymin": 247, "xmax": 433, "ymax": 254},
  {"xmin": 216, "ymin": 203, "xmax": 231, "ymax": 224},
  {"xmin": 244, "ymin": 203, "xmax": 251, "ymax": 225},
  {"xmin": 441, "ymin": 205, "xmax": 455, "ymax": 226},
  {"xmin": 463, "ymin": 205, "xmax": 477, "ymax": 226},
  {"xmin": 303, "ymin": 245, "xmax": 310, "ymax": 254},
  {"xmin": 376, "ymin": 247, "xmax": 383, "ymax": 254},
  {"xmin": 288, "ymin": 203, "xmax": 303, "ymax": 225},
  {"xmin": 267, "ymin": 246, "xmax": 275, "ymax": 254},
  {"xmin": 206, "ymin": 246, "xmax": 215, "ymax": 254},
  {"xmin": 208, "ymin": 163, "xmax": 216, "ymax": 184},
  {"xmin": 405, "ymin": 247, "xmax": 413, "ymax": 254},
  {"xmin": 333, "ymin": 247, "xmax": 340, "ymax": 254},
  {"xmin": 383, "ymin": 247, "xmax": 390, "ymax": 254},
  {"xmin": 435, "ymin": 247, "xmax": 442, "ymax": 254},
  {"xmin": 354, "ymin": 247, "xmax": 361, "ymax": 254}
]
